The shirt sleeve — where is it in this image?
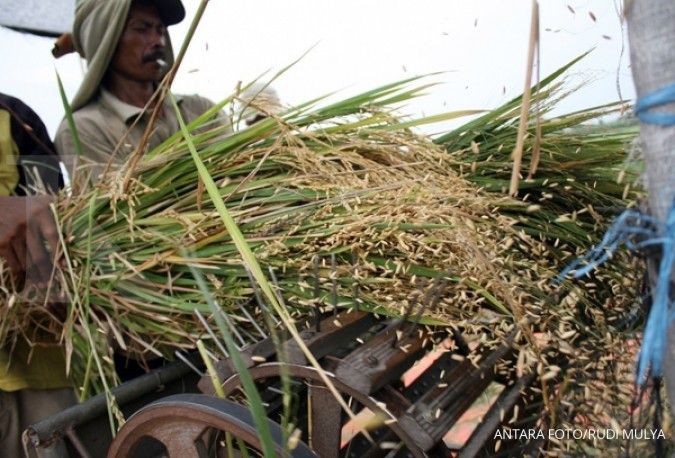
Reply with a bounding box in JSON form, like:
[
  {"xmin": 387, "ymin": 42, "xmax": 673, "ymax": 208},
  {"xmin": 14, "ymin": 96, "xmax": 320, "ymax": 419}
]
[
  {"xmin": 0, "ymin": 110, "xmax": 19, "ymax": 195},
  {"xmin": 54, "ymin": 120, "xmax": 78, "ymax": 178},
  {"xmin": 0, "ymin": 94, "xmax": 63, "ymax": 194}
]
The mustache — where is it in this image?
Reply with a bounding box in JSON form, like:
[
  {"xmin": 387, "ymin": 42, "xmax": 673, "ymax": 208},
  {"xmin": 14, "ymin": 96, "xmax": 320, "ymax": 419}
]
[{"xmin": 142, "ymin": 50, "xmax": 166, "ymax": 63}]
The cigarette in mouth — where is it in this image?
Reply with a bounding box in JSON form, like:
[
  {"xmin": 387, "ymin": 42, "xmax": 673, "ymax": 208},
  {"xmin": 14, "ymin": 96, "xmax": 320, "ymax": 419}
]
[{"xmin": 156, "ymin": 58, "xmax": 167, "ymax": 68}]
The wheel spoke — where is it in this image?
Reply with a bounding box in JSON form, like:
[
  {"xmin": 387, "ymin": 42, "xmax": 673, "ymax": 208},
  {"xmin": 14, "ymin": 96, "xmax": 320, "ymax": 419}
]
[
  {"xmin": 308, "ymin": 383, "xmax": 342, "ymax": 458},
  {"xmin": 151, "ymin": 423, "xmax": 206, "ymax": 458}
]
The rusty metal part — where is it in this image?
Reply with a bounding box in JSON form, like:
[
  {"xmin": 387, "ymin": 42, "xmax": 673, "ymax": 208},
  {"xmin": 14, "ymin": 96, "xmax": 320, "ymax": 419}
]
[
  {"xmin": 307, "ymin": 382, "xmax": 342, "ymax": 458},
  {"xmin": 283, "ymin": 310, "xmax": 377, "ymax": 365},
  {"xmin": 459, "ymin": 373, "xmax": 537, "ymax": 458},
  {"xmin": 200, "ymin": 309, "xmax": 375, "ymax": 394},
  {"xmin": 107, "ymin": 393, "xmax": 316, "ymax": 458},
  {"xmin": 195, "ymin": 304, "xmax": 541, "ymax": 457},
  {"xmin": 198, "ymin": 335, "xmax": 283, "ymax": 395},
  {"xmin": 220, "ymin": 363, "xmax": 426, "ymax": 458},
  {"xmin": 398, "ymin": 342, "xmax": 514, "ymax": 452},
  {"xmin": 335, "ymin": 320, "xmax": 432, "ymax": 394},
  {"xmin": 29, "ymin": 249, "xmax": 544, "ymax": 458},
  {"xmin": 65, "ymin": 427, "xmax": 93, "ymax": 458},
  {"xmin": 25, "ymin": 356, "xmax": 201, "ymax": 457}
]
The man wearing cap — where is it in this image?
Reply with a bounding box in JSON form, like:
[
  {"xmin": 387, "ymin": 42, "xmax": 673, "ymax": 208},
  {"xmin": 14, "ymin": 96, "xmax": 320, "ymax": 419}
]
[{"xmin": 55, "ymin": 0, "xmax": 230, "ymax": 179}]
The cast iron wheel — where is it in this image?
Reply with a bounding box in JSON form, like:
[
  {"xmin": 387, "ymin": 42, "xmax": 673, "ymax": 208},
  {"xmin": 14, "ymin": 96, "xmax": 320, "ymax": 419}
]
[{"xmin": 107, "ymin": 393, "xmax": 316, "ymax": 458}]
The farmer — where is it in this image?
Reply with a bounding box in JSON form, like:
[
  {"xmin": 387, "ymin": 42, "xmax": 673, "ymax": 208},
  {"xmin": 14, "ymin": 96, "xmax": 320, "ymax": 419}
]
[
  {"xmin": 55, "ymin": 0, "xmax": 231, "ymax": 179},
  {"xmin": 0, "ymin": 93, "xmax": 75, "ymax": 458}
]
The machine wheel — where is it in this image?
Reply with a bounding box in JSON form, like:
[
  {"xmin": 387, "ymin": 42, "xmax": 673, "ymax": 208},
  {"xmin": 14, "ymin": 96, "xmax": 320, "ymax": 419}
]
[{"xmin": 107, "ymin": 393, "xmax": 316, "ymax": 458}]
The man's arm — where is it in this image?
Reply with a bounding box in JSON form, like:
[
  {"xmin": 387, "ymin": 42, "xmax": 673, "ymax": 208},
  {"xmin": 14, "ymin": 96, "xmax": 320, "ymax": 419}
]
[{"xmin": 55, "ymin": 117, "xmax": 111, "ymax": 183}]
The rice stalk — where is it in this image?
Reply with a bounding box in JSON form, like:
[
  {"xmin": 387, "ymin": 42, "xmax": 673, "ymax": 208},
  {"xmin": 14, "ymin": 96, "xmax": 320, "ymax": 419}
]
[{"xmin": 0, "ymin": 68, "xmax": 647, "ymax": 454}]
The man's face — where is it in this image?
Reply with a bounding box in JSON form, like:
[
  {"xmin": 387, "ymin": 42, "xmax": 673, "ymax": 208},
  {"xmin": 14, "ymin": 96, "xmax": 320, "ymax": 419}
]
[{"xmin": 109, "ymin": 2, "xmax": 167, "ymax": 83}]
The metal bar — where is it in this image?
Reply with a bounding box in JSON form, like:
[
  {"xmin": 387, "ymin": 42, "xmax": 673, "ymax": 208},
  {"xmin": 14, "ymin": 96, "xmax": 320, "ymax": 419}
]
[
  {"xmin": 236, "ymin": 299, "xmax": 267, "ymax": 339},
  {"xmin": 308, "ymin": 383, "xmax": 342, "ymax": 458},
  {"xmin": 176, "ymin": 350, "xmax": 206, "ymax": 377},
  {"xmin": 65, "ymin": 428, "xmax": 92, "ymax": 458},
  {"xmin": 459, "ymin": 373, "xmax": 536, "ymax": 458},
  {"xmin": 245, "ymin": 267, "xmax": 279, "ymax": 327},
  {"xmin": 283, "ymin": 310, "xmax": 378, "ymax": 365},
  {"xmin": 216, "ymin": 307, "xmax": 246, "ymax": 349},
  {"xmin": 392, "ymin": 272, "xmax": 448, "ymax": 349},
  {"xmin": 267, "ymin": 266, "xmax": 287, "ymax": 309},
  {"xmin": 313, "ymin": 255, "xmax": 321, "ymax": 332},
  {"xmin": 402, "ymin": 275, "xmax": 448, "ymax": 341},
  {"xmin": 198, "ymin": 335, "xmax": 284, "ymax": 396},
  {"xmin": 397, "ymin": 341, "xmax": 515, "ymax": 451},
  {"xmin": 331, "ymin": 253, "xmax": 338, "ymax": 315},
  {"xmin": 26, "ymin": 355, "xmax": 201, "ymax": 444},
  {"xmin": 234, "ymin": 322, "xmax": 259, "ymax": 343},
  {"xmin": 22, "ymin": 436, "xmax": 70, "ymax": 458},
  {"xmin": 194, "ymin": 309, "xmax": 232, "ymax": 356},
  {"xmin": 351, "ymin": 252, "xmax": 360, "ymax": 311}
]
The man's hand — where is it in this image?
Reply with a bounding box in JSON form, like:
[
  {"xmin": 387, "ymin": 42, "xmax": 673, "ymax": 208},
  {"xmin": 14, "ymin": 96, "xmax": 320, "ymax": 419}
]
[{"xmin": 0, "ymin": 196, "xmax": 60, "ymax": 288}]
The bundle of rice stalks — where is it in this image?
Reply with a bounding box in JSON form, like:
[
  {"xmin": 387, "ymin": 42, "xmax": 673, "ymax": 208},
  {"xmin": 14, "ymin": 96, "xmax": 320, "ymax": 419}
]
[
  {"xmin": 0, "ymin": 73, "xmax": 644, "ymax": 453},
  {"xmin": 435, "ymin": 56, "xmax": 649, "ymax": 454},
  {"xmin": 0, "ymin": 80, "xmax": 562, "ymax": 385}
]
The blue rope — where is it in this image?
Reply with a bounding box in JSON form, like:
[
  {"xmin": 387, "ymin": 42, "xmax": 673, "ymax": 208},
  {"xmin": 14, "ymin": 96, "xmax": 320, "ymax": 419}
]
[
  {"xmin": 557, "ymin": 203, "xmax": 675, "ymax": 386},
  {"xmin": 557, "ymin": 210, "xmax": 657, "ymax": 279},
  {"xmin": 635, "ymin": 82, "xmax": 675, "ymax": 125},
  {"xmin": 558, "ymin": 81, "xmax": 675, "ymax": 386},
  {"xmin": 640, "ymin": 208, "xmax": 675, "ymax": 383}
]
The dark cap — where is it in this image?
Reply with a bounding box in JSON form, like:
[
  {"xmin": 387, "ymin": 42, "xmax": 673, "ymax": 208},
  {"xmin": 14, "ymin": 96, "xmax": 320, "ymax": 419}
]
[{"xmin": 149, "ymin": 0, "xmax": 185, "ymax": 26}]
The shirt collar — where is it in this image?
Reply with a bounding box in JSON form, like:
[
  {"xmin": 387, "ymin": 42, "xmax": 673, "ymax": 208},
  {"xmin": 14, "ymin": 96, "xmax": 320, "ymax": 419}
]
[{"xmin": 100, "ymin": 89, "xmax": 184, "ymax": 124}]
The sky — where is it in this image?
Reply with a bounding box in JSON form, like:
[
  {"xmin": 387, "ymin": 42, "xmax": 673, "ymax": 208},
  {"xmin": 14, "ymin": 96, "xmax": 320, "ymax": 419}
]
[{"xmin": 0, "ymin": 0, "xmax": 633, "ymax": 138}]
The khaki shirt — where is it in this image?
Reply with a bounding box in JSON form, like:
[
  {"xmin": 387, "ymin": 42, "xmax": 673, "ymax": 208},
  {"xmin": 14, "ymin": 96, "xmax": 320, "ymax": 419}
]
[{"xmin": 55, "ymin": 90, "xmax": 231, "ymax": 179}]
